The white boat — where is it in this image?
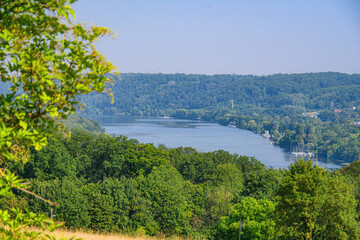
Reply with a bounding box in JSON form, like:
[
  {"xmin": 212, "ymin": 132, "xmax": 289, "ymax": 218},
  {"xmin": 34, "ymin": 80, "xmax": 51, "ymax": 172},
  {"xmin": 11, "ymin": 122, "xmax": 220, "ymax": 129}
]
[{"xmin": 227, "ymin": 121, "xmax": 236, "ymax": 128}]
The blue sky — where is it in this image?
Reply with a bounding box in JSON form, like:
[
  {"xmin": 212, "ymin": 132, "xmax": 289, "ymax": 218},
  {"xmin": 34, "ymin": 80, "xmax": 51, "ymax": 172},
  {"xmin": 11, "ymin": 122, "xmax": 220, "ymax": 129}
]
[{"xmin": 72, "ymin": 0, "xmax": 360, "ymax": 75}]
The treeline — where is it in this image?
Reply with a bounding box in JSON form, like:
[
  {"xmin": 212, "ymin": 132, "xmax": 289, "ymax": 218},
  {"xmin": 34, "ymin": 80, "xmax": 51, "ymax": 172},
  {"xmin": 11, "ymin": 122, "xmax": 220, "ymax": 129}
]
[
  {"xmin": 79, "ymin": 72, "xmax": 360, "ymax": 164},
  {"xmin": 217, "ymin": 110, "xmax": 360, "ymax": 164},
  {"xmin": 3, "ymin": 129, "xmax": 360, "ymax": 239},
  {"xmin": 81, "ymin": 72, "xmax": 360, "ymax": 116}
]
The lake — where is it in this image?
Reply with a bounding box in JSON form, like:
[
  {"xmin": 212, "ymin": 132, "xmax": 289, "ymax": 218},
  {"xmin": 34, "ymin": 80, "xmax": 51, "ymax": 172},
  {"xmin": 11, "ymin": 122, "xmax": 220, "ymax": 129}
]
[{"xmin": 85, "ymin": 115, "xmax": 342, "ymax": 169}]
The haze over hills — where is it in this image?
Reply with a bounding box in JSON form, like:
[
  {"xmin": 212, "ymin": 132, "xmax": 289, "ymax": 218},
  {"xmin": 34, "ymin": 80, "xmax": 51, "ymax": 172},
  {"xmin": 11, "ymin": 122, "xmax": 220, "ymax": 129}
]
[{"xmin": 81, "ymin": 72, "xmax": 360, "ymax": 116}]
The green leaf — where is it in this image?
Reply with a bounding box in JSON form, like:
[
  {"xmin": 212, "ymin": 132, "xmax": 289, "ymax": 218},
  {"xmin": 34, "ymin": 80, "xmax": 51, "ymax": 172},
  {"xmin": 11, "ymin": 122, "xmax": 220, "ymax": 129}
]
[{"xmin": 19, "ymin": 120, "xmax": 28, "ymax": 130}]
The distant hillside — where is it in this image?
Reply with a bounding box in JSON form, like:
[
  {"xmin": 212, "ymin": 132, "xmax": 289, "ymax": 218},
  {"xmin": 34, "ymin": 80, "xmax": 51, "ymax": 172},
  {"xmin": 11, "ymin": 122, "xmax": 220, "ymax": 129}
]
[
  {"xmin": 78, "ymin": 72, "xmax": 360, "ymax": 164},
  {"xmin": 59, "ymin": 114, "xmax": 105, "ymax": 134},
  {"xmin": 2, "ymin": 72, "xmax": 359, "ymax": 117},
  {"xmin": 80, "ymin": 72, "xmax": 360, "ymax": 116}
]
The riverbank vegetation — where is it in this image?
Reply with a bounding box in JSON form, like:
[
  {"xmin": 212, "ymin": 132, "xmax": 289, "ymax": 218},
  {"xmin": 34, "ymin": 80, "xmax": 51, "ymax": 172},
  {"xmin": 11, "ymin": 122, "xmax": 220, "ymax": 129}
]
[
  {"xmin": 4, "ymin": 129, "xmax": 360, "ymax": 239},
  {"xmin": 78, "ymin": 72, "xmax": 360, "ymax": 165}
]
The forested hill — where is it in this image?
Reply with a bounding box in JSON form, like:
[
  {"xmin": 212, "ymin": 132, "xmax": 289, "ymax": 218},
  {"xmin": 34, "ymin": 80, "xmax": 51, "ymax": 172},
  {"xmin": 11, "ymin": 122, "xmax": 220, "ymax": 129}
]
[
  {"xmin": 80, "ymin": 72, "xmax": 360, "ymax": 164},
  {"xmin": 2, "ymin": 72, "xmax": 360, "ymax": 163},
  {"xmin": 60, "ymin": 114, "xmax": 105, "ymax": 134},
  {"xmin": 81, "ymin": 72, "xmax": 360, "ymax": 116}
]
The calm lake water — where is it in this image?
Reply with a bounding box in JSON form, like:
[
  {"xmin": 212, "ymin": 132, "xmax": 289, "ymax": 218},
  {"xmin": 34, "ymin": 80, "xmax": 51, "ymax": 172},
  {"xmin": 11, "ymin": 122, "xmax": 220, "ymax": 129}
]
[{"xmin": 85, "ymin": 115, "xmax": 342, "ymax": 169}]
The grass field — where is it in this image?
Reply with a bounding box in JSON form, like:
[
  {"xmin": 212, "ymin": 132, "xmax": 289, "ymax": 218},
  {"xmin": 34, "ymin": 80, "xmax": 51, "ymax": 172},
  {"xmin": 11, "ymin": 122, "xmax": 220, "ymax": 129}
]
[{"xmin": 46, "ymin": 229, "xmax": 187, "ymax": 240}]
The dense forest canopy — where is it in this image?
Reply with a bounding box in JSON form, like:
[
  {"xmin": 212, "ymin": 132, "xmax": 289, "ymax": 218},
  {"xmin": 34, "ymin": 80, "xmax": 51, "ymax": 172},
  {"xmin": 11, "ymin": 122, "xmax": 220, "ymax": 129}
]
[
  {"xmin": 75, "ymin": 72, "xmax": 360, "ymax": 164},
  {"xmin": 4, "ymin": 129, "xmax": 360, "ymax": 239},
  {"xmin": 80, "ymin": 72, "xmax": 360, "ymax": 116}
]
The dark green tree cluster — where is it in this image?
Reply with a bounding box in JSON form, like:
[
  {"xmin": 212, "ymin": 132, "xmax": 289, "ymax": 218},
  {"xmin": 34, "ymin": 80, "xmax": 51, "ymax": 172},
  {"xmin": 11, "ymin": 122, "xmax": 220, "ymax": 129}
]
[
  {"xmin": 4, "ymin": 130, "xmax": 278, "ymax": 238},
  {"xmin": 5, "ymin": 129, "xmax": 360, "ymax": 239},
  {"xmin": 218, "ymin": 108, "xmax": 360, "ymax": 164},
  {"xmin": 216, "ymin": 159, "xmax": 360, "ymax": 240},
  {"xmin": 275, "ymin": 160, "xmax": 358, "ymax": 239}
]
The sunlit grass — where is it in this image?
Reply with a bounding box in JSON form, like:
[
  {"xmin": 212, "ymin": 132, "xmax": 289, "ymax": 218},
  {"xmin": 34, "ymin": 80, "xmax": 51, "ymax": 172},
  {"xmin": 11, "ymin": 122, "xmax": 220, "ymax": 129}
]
[
  {"xmin": 51, "ymin": 229, "xmax": 151, "ymax": 240},
  {"xmin": 39, "ymin": 228, "xmax": 188, "ymax": 240}
]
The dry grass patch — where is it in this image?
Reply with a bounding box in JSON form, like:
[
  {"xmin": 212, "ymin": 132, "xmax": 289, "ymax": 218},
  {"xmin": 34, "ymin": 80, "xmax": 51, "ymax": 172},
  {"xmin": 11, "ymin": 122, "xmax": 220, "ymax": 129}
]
[{"xmin": 48, "ymin": 229, "xmax": 187, "ymax": 240}]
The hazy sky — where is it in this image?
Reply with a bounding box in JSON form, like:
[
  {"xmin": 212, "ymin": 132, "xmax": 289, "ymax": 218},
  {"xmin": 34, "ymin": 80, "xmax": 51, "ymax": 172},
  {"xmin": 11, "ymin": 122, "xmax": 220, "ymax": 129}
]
[{"xmin": 72, "ymin": 0, "xmax": 360, "ymax": 75}]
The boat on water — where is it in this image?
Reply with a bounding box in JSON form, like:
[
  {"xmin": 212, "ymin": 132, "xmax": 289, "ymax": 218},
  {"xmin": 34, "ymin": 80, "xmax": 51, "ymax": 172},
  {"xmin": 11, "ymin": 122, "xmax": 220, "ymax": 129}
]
[
  {"xmin": 289, "ymin": 144, "xmax": 316, "ymax": 158},
  {"xmin": 290, "ymin": 151, "xmax": 315, "ymax": 158},
  {"xmin": 227, "ymin": 121, "xmax": 236, "ymax": 128},
  {"xmin": 158, "ymin": 115, "xmax": 171, "ymax": 119},
  {"xmin": 262, "ymin": 130, "xmax": 270, "ymax": 139}
]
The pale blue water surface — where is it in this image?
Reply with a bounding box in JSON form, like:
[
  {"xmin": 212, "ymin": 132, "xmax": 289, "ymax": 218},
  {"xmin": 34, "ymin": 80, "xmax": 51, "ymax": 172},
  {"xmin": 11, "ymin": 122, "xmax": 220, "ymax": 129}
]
[{"xmin": 85, "ymin": 115, "xmax": 341, "ymax": 169}]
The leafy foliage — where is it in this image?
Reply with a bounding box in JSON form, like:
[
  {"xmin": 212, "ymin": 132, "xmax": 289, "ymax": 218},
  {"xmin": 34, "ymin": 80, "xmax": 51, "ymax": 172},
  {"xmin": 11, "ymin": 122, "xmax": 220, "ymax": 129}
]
[
  {"xmin": 0, "ymin": 0, "xmax": 116, "ymax": 162},
  {"xmin": 3, "ymin": 129, "xmax": 283, "ymax": 238},
  {"xmin": 0, "ymin": 0, "xmax": 116, "ymax": 239},
  {"xmin": 216, "ymin": 197, "xmax": 275, "ymax": 240},
  {"xmin": 275, "ymin": 160, "xmax": 359, "ymax": 239}
]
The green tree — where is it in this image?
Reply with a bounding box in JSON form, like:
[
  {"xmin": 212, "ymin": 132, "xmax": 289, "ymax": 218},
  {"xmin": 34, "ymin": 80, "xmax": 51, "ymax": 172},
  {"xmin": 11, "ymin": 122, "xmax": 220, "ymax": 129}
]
[
  {"xmin": 216, "ymin": 197, "xmax": 275, "ymax": 240},
  {"xmin": 211, "ymin": 163, "xmax": 244, "ymax": 202},
  {"xmin": 0, "ymin": 0, "xmax": 116, "ymax": 161},
  {"xmin": 0, "ymin": 0, "xmax": 116, "ymax": 238},
  {"xmin": 203, "ymin": 185, "xmax": 234, "ymax": 227},
  {"xmin": 83, "ymin": 182, "xmax": 117, "ymax": 232},
  {"xmin": 29, "ymin": 177, "xmax": 90, "ymax": 229},
  {"xmin": 26, "ymin": 138, "xmax": 76, "ymax": 181},
  {"xmin": 275, "ymin": 160, "xmax": 359, "ymax": 239},
  {"xmin": 142, "ymin": 165, "xmax": 191, "ymax": 236},
  {"xmin": 116, "ymin": 177, "xmax": 156, "ymax": 235}
]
